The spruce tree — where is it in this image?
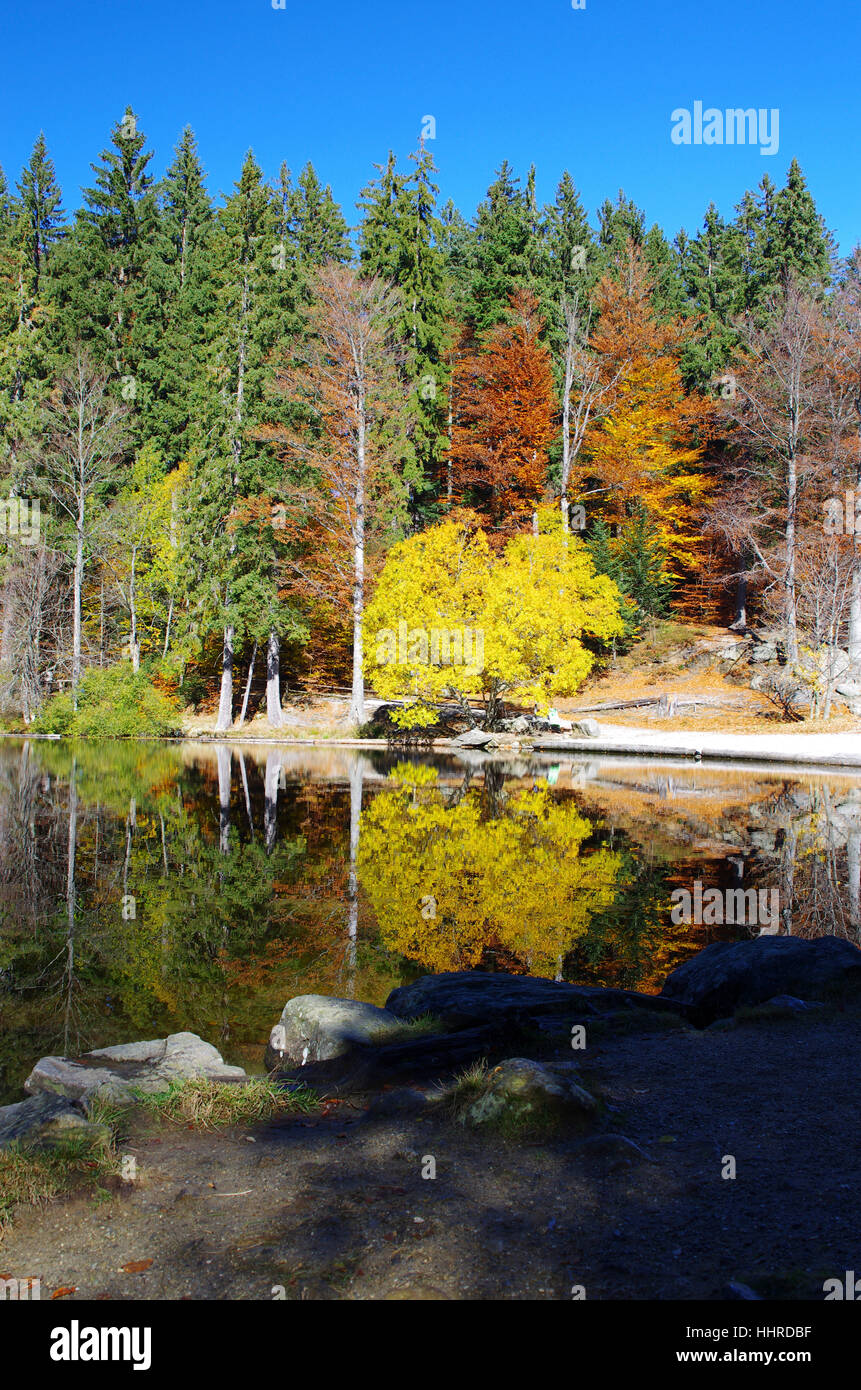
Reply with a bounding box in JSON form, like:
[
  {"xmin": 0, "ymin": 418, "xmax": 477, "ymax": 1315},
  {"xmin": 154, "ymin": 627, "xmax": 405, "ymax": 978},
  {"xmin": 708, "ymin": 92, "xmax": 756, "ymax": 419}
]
[
  {"xmin": 134, "ymin": 126, "xmax": 217, "ymax": 462},
  {"xmin": 466, "ymin": 161, "xmax": 534, "ymax": 333},
  {"xmin": 289, "ymin": 163, "xmax": 351, "ymax": 267}
]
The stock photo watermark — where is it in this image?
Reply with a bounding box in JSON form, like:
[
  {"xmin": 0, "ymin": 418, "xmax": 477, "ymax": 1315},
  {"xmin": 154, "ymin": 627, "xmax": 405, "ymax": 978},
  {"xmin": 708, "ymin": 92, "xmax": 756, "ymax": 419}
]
[
  {"xmin": 0, "ymin": 496, "xmax": 40, "ymax": 546},
  {"xmin": 671, "ymin": 102, "xmax": 779, "ymax": 156},
  {"xmin": 670, "ymin": 881, "xmax": 780, "ymax": 929},
  {"xmin": 375, "ymin": 620, "xmax": 484, "ymax": 673},
  {"xmin": 823, "ymin": 491, "xmax": 861, "ymax": 535}
]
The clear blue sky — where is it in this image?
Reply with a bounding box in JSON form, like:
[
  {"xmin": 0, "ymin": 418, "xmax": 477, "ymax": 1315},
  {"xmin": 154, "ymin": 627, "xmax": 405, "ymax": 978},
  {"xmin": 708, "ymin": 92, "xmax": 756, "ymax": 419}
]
[{"xmin": 2, "ymin": 0, "xmax": 858, "ymax": 252}]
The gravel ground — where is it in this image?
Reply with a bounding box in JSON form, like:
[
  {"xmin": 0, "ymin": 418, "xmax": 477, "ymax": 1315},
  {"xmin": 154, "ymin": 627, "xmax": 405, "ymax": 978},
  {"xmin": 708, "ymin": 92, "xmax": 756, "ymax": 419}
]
[{"xmin": 2, "ymin": 1006, "xmax": 858, "ymax": 1302}]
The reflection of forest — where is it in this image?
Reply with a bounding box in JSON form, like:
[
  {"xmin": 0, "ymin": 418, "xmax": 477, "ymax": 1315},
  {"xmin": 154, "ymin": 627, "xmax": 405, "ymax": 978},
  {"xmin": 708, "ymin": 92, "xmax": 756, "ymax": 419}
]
[{"xmin": 1, "ymin": 741, "xmax": 858, "ymax": 1104}]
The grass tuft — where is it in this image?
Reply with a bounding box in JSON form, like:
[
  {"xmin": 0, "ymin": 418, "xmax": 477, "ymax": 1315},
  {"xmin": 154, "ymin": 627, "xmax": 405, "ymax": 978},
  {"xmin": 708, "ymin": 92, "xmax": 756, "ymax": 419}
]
[
  {"xmin": 132, "ymin": 1077, "xmax": 318, "ymax": 1130},
  {"xmin": 0, "ymin": 1132, "xmax": 119, "ymax": 1232}
]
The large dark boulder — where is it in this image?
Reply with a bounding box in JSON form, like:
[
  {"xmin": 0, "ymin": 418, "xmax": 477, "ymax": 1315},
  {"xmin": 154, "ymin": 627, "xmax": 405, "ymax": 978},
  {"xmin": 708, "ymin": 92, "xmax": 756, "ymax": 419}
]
[
  {"xmin": 385, "ymin": 971, "xmax": 691, "ymax": 1028},
  {"xmin": 660, "ymin": 935, "xmax": 861, "ymax": 1024}
]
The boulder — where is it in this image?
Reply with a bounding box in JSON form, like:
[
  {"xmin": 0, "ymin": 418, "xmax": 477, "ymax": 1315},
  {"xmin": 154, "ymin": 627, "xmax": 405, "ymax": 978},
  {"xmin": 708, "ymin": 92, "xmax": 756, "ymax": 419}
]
[
  {"xmin": 0, "ymin": 1090, "xmax": 111, "ymax": 1151},
  {"xmin": 660, "ymin": 936, "xmax": 861, "ymax": 1024},
  {"xmin": 571, "ymin": 718, "xmax": 600, "ymax": 738},
  {"xmin": 464, "ymin": 1058, "xmax": 597, "ymax": 1127},
  {"xmin": 451, "ymin": 728, "xmax": 493, "ymax": 748},
  {"xmin": 0, "ymin": 1091, "xmax": 82, "ymax": 1149},
  {"xmin": 266, "ymin": 995, "xmax": 404, "ymax": 1068},
  {"xmin": 385, "ymin": 970, "xmax": 691, "ymax": 1029},
  {"xmin": 24, "ymin": 1032, "xmax": 246, "ymax": 1105}
]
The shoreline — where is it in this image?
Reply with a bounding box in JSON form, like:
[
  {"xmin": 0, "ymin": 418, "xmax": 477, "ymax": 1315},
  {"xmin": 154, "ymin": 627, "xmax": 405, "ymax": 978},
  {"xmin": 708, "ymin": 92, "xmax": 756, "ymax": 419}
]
[{"xmin": 6, "ymin": 724, "xmax": 861, "ymax": 772}]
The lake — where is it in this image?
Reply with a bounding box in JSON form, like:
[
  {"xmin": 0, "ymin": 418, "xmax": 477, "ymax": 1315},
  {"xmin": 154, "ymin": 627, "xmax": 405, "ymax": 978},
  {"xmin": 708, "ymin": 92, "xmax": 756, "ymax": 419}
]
[{"xmin": 1, "ymin": 738, "xmax": 859, "ymax": 1103}]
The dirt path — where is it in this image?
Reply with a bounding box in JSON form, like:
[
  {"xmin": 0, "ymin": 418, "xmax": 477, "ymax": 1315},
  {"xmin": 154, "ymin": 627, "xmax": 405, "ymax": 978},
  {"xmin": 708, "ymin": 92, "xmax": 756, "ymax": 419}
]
[{"xmin": 3, "ymin": 1008, "xmax": 858, "ymax": 1301}]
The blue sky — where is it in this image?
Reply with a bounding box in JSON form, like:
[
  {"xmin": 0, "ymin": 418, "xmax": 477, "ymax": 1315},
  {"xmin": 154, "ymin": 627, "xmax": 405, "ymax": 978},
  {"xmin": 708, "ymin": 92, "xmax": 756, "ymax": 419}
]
[{"xmin": 2, "ymin": 0, "xmax": 858, "ymax": 252}]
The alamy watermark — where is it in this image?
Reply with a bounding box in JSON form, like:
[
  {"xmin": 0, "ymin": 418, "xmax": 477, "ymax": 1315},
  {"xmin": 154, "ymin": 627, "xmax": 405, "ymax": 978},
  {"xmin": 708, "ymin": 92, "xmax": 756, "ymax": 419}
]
[
  {"xmin": 0, "ymin": 496, "xmax": 40, "ymax": 546},
  {"xmin": 671, "ymin": 102, "xmax": 779, "ymax": 156},
  {"xmin": 670, "ymin": 881, "xmax": 780, "ymax": 929},
  {"xmin": 375, "ymin": 620, "xmax": 484, "ymax": 674},
  {"xmin": 823, "ymin": 491, "xmax": 861, "ymax": 535}
]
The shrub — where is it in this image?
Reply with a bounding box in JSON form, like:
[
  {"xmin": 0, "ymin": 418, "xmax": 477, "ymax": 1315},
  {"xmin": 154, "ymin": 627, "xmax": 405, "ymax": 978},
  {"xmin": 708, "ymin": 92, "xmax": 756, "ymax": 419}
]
[{"xmin": 33, "ymin": 665, "xmax": 182, "ymax": 738}]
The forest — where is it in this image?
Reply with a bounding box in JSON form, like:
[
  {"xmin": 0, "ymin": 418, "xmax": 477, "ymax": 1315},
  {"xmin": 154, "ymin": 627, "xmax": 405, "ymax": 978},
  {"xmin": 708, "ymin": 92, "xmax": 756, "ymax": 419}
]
[{"xmin": 0, "ymin": 108, "xmax": 855, "ymax": 734}]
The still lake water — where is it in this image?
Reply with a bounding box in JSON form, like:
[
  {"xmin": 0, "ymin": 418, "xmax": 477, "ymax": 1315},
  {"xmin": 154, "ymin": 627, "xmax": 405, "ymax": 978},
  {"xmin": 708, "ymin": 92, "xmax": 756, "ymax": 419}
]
[{"xmin": 1, "ymin": 737, "xmax": 860, "ymax": 1103}]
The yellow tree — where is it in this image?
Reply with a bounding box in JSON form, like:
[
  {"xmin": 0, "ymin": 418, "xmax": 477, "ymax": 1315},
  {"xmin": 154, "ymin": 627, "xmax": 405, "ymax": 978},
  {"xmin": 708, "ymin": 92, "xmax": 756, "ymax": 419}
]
[
  {"xmin": 363, "ymin": 511, "xmax": 625, "ymax": 726},
  {"xmin": 358, "ymin": 768, "xmax": 622, "ymax": 976}
]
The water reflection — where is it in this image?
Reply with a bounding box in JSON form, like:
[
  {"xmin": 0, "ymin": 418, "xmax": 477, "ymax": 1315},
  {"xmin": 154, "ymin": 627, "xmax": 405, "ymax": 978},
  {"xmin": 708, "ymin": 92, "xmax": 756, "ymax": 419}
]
[{"xmin": 1, "ymin": 739, "xmax": 860, "ymax": 1103}]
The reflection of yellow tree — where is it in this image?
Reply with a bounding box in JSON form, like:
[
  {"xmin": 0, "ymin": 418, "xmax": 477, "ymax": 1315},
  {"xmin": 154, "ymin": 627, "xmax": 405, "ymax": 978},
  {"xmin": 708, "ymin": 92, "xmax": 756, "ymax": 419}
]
[{"xmin": 358, "ymin": 767, "xmax": 623, "ymax": 976}]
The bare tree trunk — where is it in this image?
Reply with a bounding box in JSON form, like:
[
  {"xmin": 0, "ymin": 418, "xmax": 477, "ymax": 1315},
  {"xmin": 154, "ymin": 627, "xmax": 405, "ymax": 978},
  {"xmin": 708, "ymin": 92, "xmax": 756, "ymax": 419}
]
[
  {"xmin": 64, "ymin": 757, "xmax": 78, "ymax": 1054},
  {"xmin": 561, "ymin": 318, "xmax": 575, "ymax": 531},
  {"xmin": 129, "ymin": 545, "xmax": 140, "ymax": 672},
  {"xmin": 216, "ymin": 744, "xmax": 231, "ymax": 854},
  {"xmin": 239, "ymin": 751, "xmax": 254, "ymax": 837},
  {"xmin": 264, "ymin": 749, "xmax": 280, "ymax": 854},
  {"xmin": 72, "ymin": 521, "xmax": 84, "ymax": 701},
  {"xmin": 349, "ymin": 407, "xmax": 366, "ymax": 726},
  {"xmin": 266, "ymin": 630, "xmax": 283, "ymax": 728},
  {"xmin": 163, "ymin": 594, "xmax": 174, "ymax": 659},
  {"xmin": 238, "ymin": 641, "xmax": 257, "ymax": 726},
  {"xmin": 785, "ymin": 448, "xmax": 799, "ymax": 664},
  {"xmin": 215, "ymin": 624, "xmax": 234, "ymax": 732},
  {"xmin": 848, "ymin": 830, "xmax": 861, "ymax": 938},
  {"xmin": 345, "ymin": 755, "xmax": 364, "ymax": 998},
  {"xmin": 850, "ymin": 447, "xmax": 861, "ymax": 666}
]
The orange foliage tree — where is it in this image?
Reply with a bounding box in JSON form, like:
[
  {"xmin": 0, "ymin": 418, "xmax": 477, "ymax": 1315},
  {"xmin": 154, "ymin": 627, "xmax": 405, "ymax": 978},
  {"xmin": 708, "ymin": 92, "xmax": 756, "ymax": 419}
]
[
  {"xmin": 584, "ymin": 244, "xmax": 717, "ymax": 585},
  {"xmin": 447, "ymin": 289, "xmax": 557, "ymax": 533}
]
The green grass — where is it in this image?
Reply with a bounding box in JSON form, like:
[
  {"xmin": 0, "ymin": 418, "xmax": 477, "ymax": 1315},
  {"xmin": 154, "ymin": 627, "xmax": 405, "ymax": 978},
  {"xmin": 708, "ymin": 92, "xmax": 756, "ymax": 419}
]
[
  {"xmin": 440, "ymin": 1058, "xmax": 490, "ymax": 1117},
  {"xmin": 131, "ymin": 1077, "xmax": 318, "ymax": 1129},
  {"xmin": 0, "ymin": 1130, "xmax": 119, "ymax": 1232},
  {"xmin": 368, "ymin": 1012, "xmax": 444, "ymax": 1045}
]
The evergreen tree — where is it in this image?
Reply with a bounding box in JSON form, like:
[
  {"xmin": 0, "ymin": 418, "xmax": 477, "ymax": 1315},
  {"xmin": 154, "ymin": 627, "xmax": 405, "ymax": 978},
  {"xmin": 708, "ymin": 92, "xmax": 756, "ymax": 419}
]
[
  {"xmin": 0, "ymin": 139, "xmax": 65, "ymax": 472},
  {"xmin": 466, "ymin": 162, "xmax": 535, "ymax": 333},
  {"xmin": 51, "ymin": 108, "xmax": 157, "ymax": 383},
  {"xmin": 679, "ymin": 202, "xmax": 746, "ymax": 387},
  {"xmin": 16, "ymin": 133, "xmax": 65, "ymax": 299},
  {"xmin": 732, "ymin": 164, "xmax": 832, "ymax": 313},
  {"xmin": 358, "ymin": 144, "xmax": 449, "ymax": 497},
  {"xmin": 134, "ymin": 127, "xmax": 217, "ymax": 462},
  {"xmin": 289, "ymin": 162, "xmax": 351, "ymax": 267},
  {"xmin": 543, "ymin": 171, "xmax": 596, "ymax": 310}
]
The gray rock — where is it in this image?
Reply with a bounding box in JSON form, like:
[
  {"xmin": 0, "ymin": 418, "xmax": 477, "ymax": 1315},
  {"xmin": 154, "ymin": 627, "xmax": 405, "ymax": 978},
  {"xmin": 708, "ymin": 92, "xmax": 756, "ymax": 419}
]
[
  {"xmin": 24, "ymin": 1031, "xmax": 246, "ymax": 1105},
  {"xmin": 571, "ymin": 718, "xmax": 600, "ymax": 738},
  {"xmin": 0, "ymin": 1091, "xmax": 82, "ymax": 1148},
  {"xmin": 24, "ymin": 1056, "xmax": 125, "ymax": 1103},
  {"xmin": 660, "ymin": 936, "xmax": 861, "ymax": 1024},
  {"xmin": 748, "ymin": 642, "xmax": 778, "ymax": 662},
  {"xmin": 451, "ymin": 727, "xmax": 493, "ymax": 748},
  {"xmin": 266, "ymin": 995, "xmax": 404, "ymax": 1068},
  {"xmin": 465, "ymin": 1058, "xmax": 597, "ymax": 1126}
]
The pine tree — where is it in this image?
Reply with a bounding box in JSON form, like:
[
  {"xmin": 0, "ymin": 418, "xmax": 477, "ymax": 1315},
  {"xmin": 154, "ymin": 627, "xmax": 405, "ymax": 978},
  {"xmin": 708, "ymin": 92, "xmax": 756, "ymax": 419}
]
[
  {"xmin": 134, "ymin": 126, "xmax": 217, "ymax": 462},
  {"xmin": 289, "ymin": 163, "xmax": 351, "ymax": 267},
  {"xmin": 51, "ymin": 107, "xmax": 157, "ymax": 383},
  {"xmin": 0, "ymin": 139, "xmax": 64, "ymax": 472},
  {"xmin": 679, "ymin": 202, "xmax": 746, "ymax": 387},
  {"xmin": 543, "ymin": 171, "xmax": 596, "ymax": 311},
  {"xmin": 358, "ymin": 144, "xmax": 449, "ymax": 498},
  {"xmin": 466, "ymin": 162, "xmax": 535, "ymax": 333},
  {"xmin": 17, "ymin": 134, "xmax": 65, "ymax": 300}
]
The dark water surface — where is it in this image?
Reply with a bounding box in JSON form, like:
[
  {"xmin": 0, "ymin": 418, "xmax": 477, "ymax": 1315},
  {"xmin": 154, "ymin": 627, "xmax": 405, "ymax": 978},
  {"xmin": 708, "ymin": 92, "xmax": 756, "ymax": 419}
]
[{"xmin": 1, "ymin": 738, "xmax": 859, "ymax": 1103}]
